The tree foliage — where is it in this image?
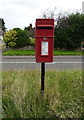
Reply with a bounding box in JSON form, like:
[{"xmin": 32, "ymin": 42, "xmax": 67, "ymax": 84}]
[
  {"xmin": 42, "ymin": 8, "xmax": 83, "ymax": 50},
  {"xmin": 3, "ymin": 30, "xmax": 17, "ymax": 48},
  {"xmin": 29, "ymin": 38, "xmax": 35, "ymax": 46},
  {"xmin": 55, "ymin": 13, "xmax": 84, "ymax": 50},
  {"xmin": 3, "ymin": 28, "xmax": 30, "ymax": 48},
  {"xmin": 0, "ymin": 18, "xmax": 6, "ymax": 32},
  {"xmin": 13, "ymin": 28, "xmax": 30, "ymax": 48}
]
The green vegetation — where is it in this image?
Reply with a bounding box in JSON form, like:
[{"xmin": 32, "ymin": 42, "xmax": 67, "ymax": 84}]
[
  {"xmin": 54, "ymin": 50, "xmax": 82, "ymax": 55},
  {"xmin": 2, "ymin": 50, "xmax": 35, "ymax": 56},
  {"xmin": 30, "ymin": 38, "xmax": 35, "ymax": 46},
  {"xmin": 3, "ymin": 29, "xmax": 17, "ymax": 48},
  {"xmin": 54, "ymin": 13, "xmax": 84, "ymax": 50},
  {"xmin": 2, "ymin": 50, "xmax": 82, "ymax": 56},
  {"xmin": 0, "ymin": 18, "xmax": 6, "ymax": 32},
  {"xmin": 3, "ymin": 13, "xmax": 84, "ymax": 50},
  {"xmin": 3, "ymin": 28, "xmax": 30, "ymax": 48},
  {"xmin": 2, "ymin": 70, "xmax": 83, "ymax": 119}
]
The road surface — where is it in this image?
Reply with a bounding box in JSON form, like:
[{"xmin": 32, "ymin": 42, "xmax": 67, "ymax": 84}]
[{"xmin": 2, "ymin": 56, "xmax": 83, "ymax": 71}]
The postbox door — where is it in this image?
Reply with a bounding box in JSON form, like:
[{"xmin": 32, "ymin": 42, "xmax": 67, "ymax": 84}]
[
  {"xmin": 36, "ymin": 37, "xmax": 54, "ymax": 62},
  {"xmin": 35, "ymin": 18, "xmax": 54, "ymax": 63}
]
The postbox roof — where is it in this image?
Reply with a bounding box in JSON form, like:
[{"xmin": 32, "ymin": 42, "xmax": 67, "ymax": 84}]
[{"xmin": 36, "ymin": 18, "xmax": 54, "ymax": 27}]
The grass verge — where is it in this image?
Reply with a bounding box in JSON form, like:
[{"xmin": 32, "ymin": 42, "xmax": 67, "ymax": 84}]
[
  {"xmin": 2, "ymin": 50, "xmax": 82, "ymax": 56},
  {"xmin": 2, "ymin": 70, "xmax": 83, "ymax": 119}
]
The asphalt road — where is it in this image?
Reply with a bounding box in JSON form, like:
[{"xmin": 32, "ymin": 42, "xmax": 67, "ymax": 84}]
[{"xmin": 2, "ymin": 56, "xmax": 82, "ymax": 71}]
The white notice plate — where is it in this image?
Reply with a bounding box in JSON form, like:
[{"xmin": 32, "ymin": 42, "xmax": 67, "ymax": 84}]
[{"xmin": 41, "ymin": 41, "xmax": 48, "ymax": 55}]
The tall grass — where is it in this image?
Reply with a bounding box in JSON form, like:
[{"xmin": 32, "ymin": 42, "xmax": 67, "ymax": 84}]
[{"xmin": 2, "ymin": 70, "xmax": 83, "ymax": 119}]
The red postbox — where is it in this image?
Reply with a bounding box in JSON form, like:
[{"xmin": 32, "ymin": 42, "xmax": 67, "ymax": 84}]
[{"xmin": 35, "ymin": 18, "xmax": 54, "ymax": 63}]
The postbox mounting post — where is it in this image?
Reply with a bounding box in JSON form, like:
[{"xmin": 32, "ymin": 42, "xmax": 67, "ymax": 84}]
[
  {"xmin": 35, "ymin": 18, "xmax": 54, "ymax": 92},
  {"xmin": 41, "ymin": 63, "xmax": 45, "ymax": 92}
]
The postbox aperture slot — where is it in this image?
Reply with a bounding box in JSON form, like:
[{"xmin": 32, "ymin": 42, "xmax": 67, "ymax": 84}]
[
  {"xmin": 37, "ymin": 27, "xmax": 53, "ymax": 29},
  {"xmin": 36, "ymin": 27, "xmax": 53, "ymax": 37}
]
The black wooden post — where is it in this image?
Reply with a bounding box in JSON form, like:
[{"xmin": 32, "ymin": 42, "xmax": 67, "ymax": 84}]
[{"xmin": 41, "ymin": 63, "xmax": 45, "ymax": 92}]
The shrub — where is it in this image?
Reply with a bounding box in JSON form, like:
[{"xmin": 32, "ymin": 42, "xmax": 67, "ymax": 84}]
[
  {"xmin": 3, "ymin": 28, "xmax": 30, "ymax": 48},
  {"xmin": 30, "ymin": 38, "xmax": 35, "ymax": 46},
  {"xmin": 13, "ymin": 28, "xmax": 30, "ymax": 48},
  {"xmin": 3, "ymin": 30, "xmax": 17, "ymax": 48}
]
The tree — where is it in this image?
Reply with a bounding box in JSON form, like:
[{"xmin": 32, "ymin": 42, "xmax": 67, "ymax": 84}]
[
  {"xmin": 0, "ymin": 18, "xmax": 6, "ymax": 32},
  {"xmin": 41, "ymin": 8, "xmax": 80, "ymax": 25},
  {"xmin": 54, "ymin": 13, "xmax": 84, "ymax": 50},
  {"xmin": 41, "ymin": 8, "xmax": 83, "ymax": 50}
]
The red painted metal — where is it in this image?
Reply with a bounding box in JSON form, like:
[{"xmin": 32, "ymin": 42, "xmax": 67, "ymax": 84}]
[{"xmin": 35, "ymin": 18, "xmax": 54, "ymax": 63}]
